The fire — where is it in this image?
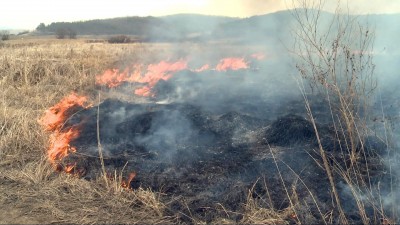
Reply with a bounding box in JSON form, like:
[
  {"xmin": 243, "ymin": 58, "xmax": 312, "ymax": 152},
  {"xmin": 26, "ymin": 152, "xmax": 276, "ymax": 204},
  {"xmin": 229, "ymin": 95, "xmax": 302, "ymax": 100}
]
[
  {"xmin": 134, "ymin": 60, "xmax": 187, "ymax": 97},
  {"xmin": 95, "ymin": 57, "xmax": 257, "ymax": 97},
  {"xmin": 134, "ymin": 86, "xmax": 152, "ymax": 97},
  {"xmin": 48, "ymin": 129, "xmax": 79, "ymax": 161},
  {"xmin": 95, "ymin": 68, "xmax": 129, "ymax": 88},
  {"xmin": 64, "ymin": 163, "xmax": 77, "ymax": 173},
  {"xmin": 95, "ymin": 66, "xmax": 142, "ymax": 88},
  {"xmin": 215, "ymin": 57, "xmax": 249, "ymax": 71},
  {"xmin": 39, "ymin": 93, "xmax": 88, "ymax": 131},
  {"xmin": 144, "ymin": 60, "xmax": 188, "ymax": 84},
  {"xmin": 95, "ymin": 60, "xmax": 188, "ymax": 97},
  {"xmin": 121, "ymin": 172, "xmax": 137, "ymax": 189},
  {"xmin": 39, "ymin": 93, "xmax": 89, "ymax": 174},
  {"xmin": 193, "ymin": 64, "xmax": 210, "ymax": 72}
]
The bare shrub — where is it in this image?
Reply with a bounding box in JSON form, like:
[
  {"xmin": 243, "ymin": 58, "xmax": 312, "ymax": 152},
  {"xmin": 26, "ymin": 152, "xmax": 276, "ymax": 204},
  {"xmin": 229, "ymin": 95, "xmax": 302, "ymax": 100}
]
[
  {"xmin": 290, "ymin": 0, "xmax": 390, "ymax": 224},
  {"xmin": 291, "ymin": 1, "xmax": 376, "ymax": 162}
]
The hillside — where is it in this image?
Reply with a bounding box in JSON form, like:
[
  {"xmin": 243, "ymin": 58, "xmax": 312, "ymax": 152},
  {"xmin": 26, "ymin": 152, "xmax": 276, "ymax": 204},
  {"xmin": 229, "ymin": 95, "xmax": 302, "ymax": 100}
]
[
  {"xmin": 213, "ymin": 10, "xmax": 400, "ymax": 51},
  {"xmin": 36, "ymin": 10, "xmax": 400, "ymax": 50},
  {"xmin": 161, "ymin": 14, "xmax": 237, "ymax": 34},
  {"xmin": 39, "ymin": 14, "xmax": 238, "ymax": 41}
]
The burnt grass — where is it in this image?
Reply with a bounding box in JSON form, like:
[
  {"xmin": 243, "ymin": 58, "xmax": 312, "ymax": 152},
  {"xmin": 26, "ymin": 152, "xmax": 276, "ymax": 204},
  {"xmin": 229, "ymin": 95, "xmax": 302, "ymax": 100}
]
[{"xmin": 57, "ymin": 97, "xmax": 392, "ymax": 224}]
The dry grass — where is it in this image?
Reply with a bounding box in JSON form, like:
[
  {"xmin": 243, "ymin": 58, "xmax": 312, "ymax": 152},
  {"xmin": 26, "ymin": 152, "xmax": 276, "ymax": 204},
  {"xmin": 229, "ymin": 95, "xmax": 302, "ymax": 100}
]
[
  {"xmin": 0, "ymin": 39, "xmax": 177, "ymax": 224},
  {"xmin": 240, "ymin": 180, "xmax": 294, "ymax": 225},
  {"xmin": 0, "ymin": 158, "xmax": 171, "ymax": 224}
]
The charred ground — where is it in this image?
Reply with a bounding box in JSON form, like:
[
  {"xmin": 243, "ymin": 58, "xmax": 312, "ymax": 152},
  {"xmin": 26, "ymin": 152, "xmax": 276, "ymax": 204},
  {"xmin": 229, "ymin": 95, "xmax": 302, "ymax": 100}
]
[{"xmin": 58, "ymin": 94, "xmax": 390, "ymax": 223}]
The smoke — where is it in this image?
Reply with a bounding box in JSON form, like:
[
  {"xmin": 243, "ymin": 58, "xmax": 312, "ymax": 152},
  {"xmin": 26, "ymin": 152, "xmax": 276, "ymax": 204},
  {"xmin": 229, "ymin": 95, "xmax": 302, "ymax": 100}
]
[
  {"xmin": 133, "ymin": 108, "xmax": 199, "ymax": 162},
  {"xmin": 220, "ymin": 0, "xmax": 288, "ymax": 17},
  {"xmin": 45, "ymin": 8, "xmax": 400, "ymax": 223}
]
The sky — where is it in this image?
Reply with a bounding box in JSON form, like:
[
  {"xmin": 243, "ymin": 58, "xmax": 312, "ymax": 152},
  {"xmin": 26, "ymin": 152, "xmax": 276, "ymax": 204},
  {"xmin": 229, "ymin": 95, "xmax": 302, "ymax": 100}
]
[{"xmin": 1, "ymin": 0, "xmax": 400, "ymax": 30}]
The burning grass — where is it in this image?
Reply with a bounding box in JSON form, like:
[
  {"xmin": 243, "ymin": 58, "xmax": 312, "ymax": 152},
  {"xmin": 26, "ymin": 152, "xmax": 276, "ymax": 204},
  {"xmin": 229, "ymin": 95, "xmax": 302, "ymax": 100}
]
[
  {"xmin": 0, "ymin": 39, "xmax": 279, "ymax": 224},
  {"xmin": 0, "ymin": 39, "xmax": 175, "ymax": 224},
  {"xmin": 0, "ymin": 36, "xmax": 395, "ymax": 224}
]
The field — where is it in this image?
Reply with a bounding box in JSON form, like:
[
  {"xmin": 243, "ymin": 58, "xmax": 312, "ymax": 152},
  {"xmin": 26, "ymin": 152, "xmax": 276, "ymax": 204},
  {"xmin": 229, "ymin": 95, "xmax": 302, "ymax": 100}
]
[
  {"xmin": 0, "ymin": 39, "xmax": 286, "ymax": 224},
  {"xmin": 0, "ymin": 37, "xmax": 397, "ymax": 224},
  {"xmin": 0, "ymin": 39, "xmax": 175, "ymax": 224}
]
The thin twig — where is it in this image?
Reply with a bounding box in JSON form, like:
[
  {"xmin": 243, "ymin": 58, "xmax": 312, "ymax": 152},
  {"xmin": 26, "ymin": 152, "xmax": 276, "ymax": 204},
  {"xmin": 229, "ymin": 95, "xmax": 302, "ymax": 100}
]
[{"xmin": 96, "ymin": 91, "xmax": 107, "ymax": 186}]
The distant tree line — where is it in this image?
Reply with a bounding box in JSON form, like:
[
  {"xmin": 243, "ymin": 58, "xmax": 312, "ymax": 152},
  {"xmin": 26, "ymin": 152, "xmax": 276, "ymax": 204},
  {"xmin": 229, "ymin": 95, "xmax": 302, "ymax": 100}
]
[
  {"xmin": 37, "ymin": 23, "xmax": 77, "ymax": 39},
  {"xmin": 0, "ymin": 30, "xmax": 31, "ymax": 41},
  {"xmin": 34, "ymin": 17, "xmax": 184, "ymax": 41},
  {"xmin": 34, "ymin": 15, "xmax": 249, "ymax": 42},
  {"xmin": 35, "ymin": 17, "xmax": 164, "ymax": 35},
  {"xmin": 56, "ymin": 28, "xmax": 77, "ymax": 39}
]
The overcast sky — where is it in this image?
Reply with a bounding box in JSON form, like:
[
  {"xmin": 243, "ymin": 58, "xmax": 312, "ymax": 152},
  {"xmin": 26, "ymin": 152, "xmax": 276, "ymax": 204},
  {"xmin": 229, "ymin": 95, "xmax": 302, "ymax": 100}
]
[{"xmin": 2, "ymin": 0, "xmax": 400, "ymax": 30}]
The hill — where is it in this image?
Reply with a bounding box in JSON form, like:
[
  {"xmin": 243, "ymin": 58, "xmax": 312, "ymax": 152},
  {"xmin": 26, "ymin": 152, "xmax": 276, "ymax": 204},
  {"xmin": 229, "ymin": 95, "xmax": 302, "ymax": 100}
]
[
  {"xmin": 36, "ymin": 10, "xmax": 400, "ymax": 50},
  {"xmin": 213, "ymin": 10, "xmax": 400, "ymax": 51},
  {"xmin": 38, "ymin": 14, "xmax": 238, "ymax": 41}
]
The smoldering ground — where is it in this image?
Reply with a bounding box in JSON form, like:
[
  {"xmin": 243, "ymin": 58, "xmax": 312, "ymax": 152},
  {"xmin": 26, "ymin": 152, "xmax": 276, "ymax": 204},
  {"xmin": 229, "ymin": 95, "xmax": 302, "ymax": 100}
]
[{"xmin": 54, "ymin": 60, "xmax": 391, "ymax": 224}]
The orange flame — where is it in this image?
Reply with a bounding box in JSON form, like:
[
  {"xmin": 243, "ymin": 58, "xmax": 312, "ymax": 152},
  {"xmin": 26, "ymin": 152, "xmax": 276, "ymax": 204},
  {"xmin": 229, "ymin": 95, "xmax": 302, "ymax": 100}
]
[
  {"xmin": 95, "ymin": 60, "xmax": 188, "ymax": 97},
  {"xmin": 144, "ymin": 60, "xmax": 188, "ymax": 84},
  {"xmin": 95, "ymin": 68, "xmax": 128, "ymax": 88},
  {"xmin": 121, "ymin": 172, "xmax": 137, "ymax": 189},
  {"xmin": 39, "ymin": 93, "xmax": 88, "ymax": 131},
  {"xmin": 95, "ymin": 66, "xmax": 142, "ymax": 88},
  {"xmin": 48, "ymin": 129, "xmax": 79, "ymax": 161},
  {"xmin": 215, "ymin": 58, "xmax": 248, "ymax": 71},
  {"xmin": 133, "ymin": 60, "xmax": 187, "ymax": 97},
  {"xmin": 39, "ymin": 93, "xmax": 89, "ymax": 174},
  {"xmin": 193, "ymin": 64, "xmax": 210, "ymax": 72},
  {"xmin": 95, "ymin": 57, "xmax": 256, "ymax": 97},
  {"xmin": 64, "ymin": 163, "xmax": 77, "ymax": 173},
  {"xmin": 134, "ymin": 86, "xmax": 153, "ymax": 97}
]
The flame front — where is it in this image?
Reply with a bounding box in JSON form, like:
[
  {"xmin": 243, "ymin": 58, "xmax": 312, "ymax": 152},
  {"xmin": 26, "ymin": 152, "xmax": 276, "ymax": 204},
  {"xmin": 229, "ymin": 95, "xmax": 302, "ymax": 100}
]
[
  {"xmin": 215, "ymin": 58, "xmax": 248, "ymax": 71},
  {"xmin": 48, "ymin": 129, "xmax": 78, "ymax": 161},
  {"xmin": 39, "ymin": 93, "xmax": 89, "ymax": 174},
  {"xmin": 39, "ymin": 93, "xmax": 88, "ymax": 131},
  {"xmin": 95, "ymin": 60, "xmax": 188, "ymax": 97},
  {"xmin": 136, "ymin": 60, "xmax": 188, "ymax": 97},
  {"xmin": 194, "ymin": 64, "xmax": 210, "ymax": 72},
  {"xmin": 96, "ymin": 66, "xmax": 142, "ymax": 88},
  {"xmin": 95, "ymin": 57, "xmax": 254, "ymax": 97}
]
